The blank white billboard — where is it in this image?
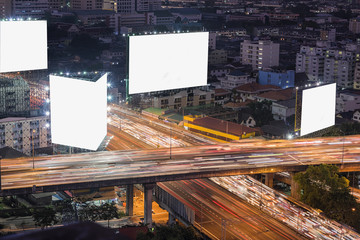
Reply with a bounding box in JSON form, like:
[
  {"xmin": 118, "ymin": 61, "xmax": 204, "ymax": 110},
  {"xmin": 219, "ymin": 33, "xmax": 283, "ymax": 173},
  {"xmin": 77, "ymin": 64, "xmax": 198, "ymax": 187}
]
[
  {"xmin": 300, "ymin": 83, "xmax": 336, "ymax": 136},
  {"xmin": 0, "ymin": 20, "xmax": 47, "ymax": 73},
  {"xmin": 50, "ymin": 74, "xmax": 107, "ymax": 150},
  {"xmin": 129, "ymin": 32, "xmax": 209, "ymax": 94}
]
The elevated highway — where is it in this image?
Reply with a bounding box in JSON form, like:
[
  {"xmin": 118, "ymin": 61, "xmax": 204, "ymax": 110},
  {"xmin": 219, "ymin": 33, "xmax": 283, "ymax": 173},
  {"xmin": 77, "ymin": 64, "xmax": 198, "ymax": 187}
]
[{"xmin": 1, "ymin": 135, "xmax": 360, "ymax": 196}]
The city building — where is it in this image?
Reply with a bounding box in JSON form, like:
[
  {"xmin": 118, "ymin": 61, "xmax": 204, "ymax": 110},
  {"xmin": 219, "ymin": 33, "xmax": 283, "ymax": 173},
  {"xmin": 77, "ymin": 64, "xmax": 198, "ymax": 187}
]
[
  {"xmin": 232, "ymin": 82, "xmax": 281, "ymax": 102},
  {"xmin": 336, "ymin": 91, "xmax": 360, "ymax": 113},
  {"xmin": 136, "ymin": 0, "xmax": 161, "ymax": 12},
  {"xmin": 349, "ymin": 17, "xmax": 360, "ymax": 34},
  {"xmin": 0, "ymin": 75, "xmax": 30, "ymax": 117},
  {"xmin": 271, "ymin": 99, "xmax": 296, "ymax": 121},
  {"xmin": 214, "ymin": 88, "xmax": 231, "ymax": 106},
  {"xmin": 240, "ymin": 40, "xmax": 279, "ymax": 70},
  {"xmin": 48, "ymin": 0, "xmax": 66, "ymax": 10},
  {"xmin": 208, "ymin": 49, "xmax": 227, "ymax": 65},
  {"xmin": 296, "ymin": 46, "xmax": 325, "ymax": 82},
  {"xmin": 0, "ymin": 0, "xmax": 12, "ymax": 18},
  {"xmin": 183, "ymin": 115, "xmax": 258, "ymax": 142},
  {"xmin": 12, "ymin": 0, "xmax": 48, "ymax": 18},
  {"xmin": 169, "ymin": 8, "xmax": 202, "ymax": 23},
  {"xmin": 220, "ymin": 70, "xmax": 251, "ymax": 90},
  {"xmin": 208, "ymin": 32, "xmax": 216, "ymax": 50},
  {"xmin": 75, "ymin": 10, "xmax": 115, "ymax": 29},
  {"xmin": 258, "ymin": 70, "xmax": 295, "ymax": 89},
  {"xmin": 116, "ymin": 0, "xmax": 135, "ymax": 14},
  {"xmin": 0, "ymin": 116, "xmax": 51, "ymax": 156},
  {"xmin": 324, "ymin": 50, "xmax": 356, "ymax": 89},
  {"xmin": 153, "ymin": 10, "xmax": 174, "ymax": 27},
  {"xmin": 255, "ymin": 88, "xmax": 294, "ymax": 102},
  {"xmin": 320, "ymin": 29, "xmax": 336, "ymax": 42},
  {"xmin": 352, "ymin": 110, "xmax": 360, "ymax": 122},
  {"xmin": 353, "ymin": 62, "xmax": 360, "ymax": 90},
  {"xmin": 152, "ymin": 88, "xmax": 214, "ymax": 109},
  {"xmin": 70, "ymin": 0, "xmax": 103, "ymax": 10}
]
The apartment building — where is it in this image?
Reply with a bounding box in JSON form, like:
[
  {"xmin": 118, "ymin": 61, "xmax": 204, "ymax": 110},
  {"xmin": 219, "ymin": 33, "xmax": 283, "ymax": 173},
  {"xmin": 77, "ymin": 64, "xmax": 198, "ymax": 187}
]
[
  {"xmin": 296, "ymin": 46, "xmax": 325, "ymax": 82},
  {"xmin": 12, "ymin": 0, "xmax": 48, "ymax": 18},
  {"xmin": 324, "ymin": 50, "xmax": 356, "ymax": 89},
  {"xmin": 0, "ymin": 75, "xmax": 30, "ymax": 117},
  {"xmin": 240, "ymin": 40, "xmax": 279, "ymax": 70},
  {"xmin": 153, "ymin": 88, "xmax": 214, "ymax": 109},
  {"xmin": 0, "ymin": 116, "xmax": 51, "ymax": 156}
]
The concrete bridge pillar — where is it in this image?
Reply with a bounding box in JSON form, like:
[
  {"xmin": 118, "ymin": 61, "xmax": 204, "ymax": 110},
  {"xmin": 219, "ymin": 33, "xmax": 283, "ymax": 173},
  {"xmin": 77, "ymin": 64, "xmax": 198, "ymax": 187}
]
[
  {"xmin": 126, "ymin": 184, "xmax": 134, "ymax": 216},
  {"xmin": 168, "ymin": 213, "xmax": 176, "ymax": 225},
  {"xmin": 144, "ymin": 183, "xmax": 156, "ymax": 226},
  {"xmin": 264, "ymin": 173, "xmax": 274, "ymax": 188},
  {"xmin": 290, "ymin": 172, "xmax": 300, "ymax": 200}
]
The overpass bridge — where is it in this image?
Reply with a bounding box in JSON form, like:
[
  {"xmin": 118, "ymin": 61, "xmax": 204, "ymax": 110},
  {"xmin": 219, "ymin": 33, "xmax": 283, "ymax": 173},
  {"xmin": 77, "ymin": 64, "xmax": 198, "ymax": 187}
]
[{"xmin": 2, "ymin": 135, "xmax": 360, "ymax": 197}]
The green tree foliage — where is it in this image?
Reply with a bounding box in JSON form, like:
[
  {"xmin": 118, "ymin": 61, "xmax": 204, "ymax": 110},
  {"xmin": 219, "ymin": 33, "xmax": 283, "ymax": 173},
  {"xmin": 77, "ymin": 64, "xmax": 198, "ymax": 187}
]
[
  {"xmin": 99, "ymin": 202, "xmax": 120, "ymax": 228},
  {"xmin": 70, "ymin": 34, "xmax": 104, "ymax": 60},
  {"xmin": 294, "ymin": 165, "xmax": 360, "ymax": 230},
  {"xmin": 323, "ymin": 122, "xmax": 360, "ymax": 137},
  {"xmin": 246, "ymin": 100, "xmax": 273, "ymax": 127},
  {"xmin": 137, "ymin": 224, "xmax": 201, "ymax": 240},
  {"xmin": 32, "ymin": 207, "xmax": 58, "ymax": 229}
]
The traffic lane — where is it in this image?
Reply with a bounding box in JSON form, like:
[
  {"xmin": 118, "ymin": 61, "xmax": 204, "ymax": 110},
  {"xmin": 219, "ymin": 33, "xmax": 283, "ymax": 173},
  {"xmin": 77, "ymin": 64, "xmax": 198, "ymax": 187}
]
[{"xmin": 159, "ymin": 180, "xmax": 306, "ymax": 240}]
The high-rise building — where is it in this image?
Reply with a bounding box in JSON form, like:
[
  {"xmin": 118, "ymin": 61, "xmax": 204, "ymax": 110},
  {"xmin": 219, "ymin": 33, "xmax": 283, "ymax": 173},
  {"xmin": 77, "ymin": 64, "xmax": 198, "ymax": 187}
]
[
  {"xmin": 48, "ymin": 0, "xmax": 66, "ymax": 10},
  {"xmin": 116, "ymin": 0, "xmax": 135, "ymax": 14},
  {"xmin": 0, "ymin": 75, "xmax": 30, "ymax": 116},
  {"xmin": 240, "ymin": 40, "xmax": 279, "ymax": 70},
  {"xmin": 349, "ymin": 17, "xmax": 360, "ymax": 34},
  {"xmin": 70, "ymin": 0, "xmax": 103, "ymax": 10},
  {"xmin": 324, "ymin": 50, "xmax": 356, "ymax": 89},
  {"xmin": 353, "ymin": 61, "xmax": 360, "ymax": 90},
  {"xmin": 12, "ymin": 0, "xmax": 48, "ymax": 18},
  {"xmin": 0, "ymin": 0, "xmax": 12, "ymax": 19},
  {"xmin": 296, "ymin": 46, "xmax": 325, "ymax": 82},
  {"xmin": 136, "ymin": 0, "xmax": 161, "ymax": 12}
]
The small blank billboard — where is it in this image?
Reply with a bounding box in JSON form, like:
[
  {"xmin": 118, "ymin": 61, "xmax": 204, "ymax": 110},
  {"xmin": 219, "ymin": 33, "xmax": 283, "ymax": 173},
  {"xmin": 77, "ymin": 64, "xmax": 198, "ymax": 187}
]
[
  {"xmin": 50, "ymin": 74, "xmax": 107, "ymax": 150},
  {"xmin": 129, "ymin": 32, "xmax": 209, "ymax": 94},
  {"xmin": 0, "ymin": 20, "xmax": 47, "ymax": 73},
  {"xmin": 300, "ymin": 83, "xmax": 336, "ymax": 136}
]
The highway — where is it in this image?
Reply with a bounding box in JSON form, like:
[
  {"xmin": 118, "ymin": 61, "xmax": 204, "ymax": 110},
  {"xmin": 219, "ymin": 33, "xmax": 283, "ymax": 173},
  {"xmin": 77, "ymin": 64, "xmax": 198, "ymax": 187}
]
[
  {"xmin": 158, "ymin": 179, "xmax": 307, "ymax": 240},
  {"xmin": 2, "ymin": 135, "xmax": 360, "ymax": 193},
  {"xmin": 212, "ymin": 175, "xmax": 360, "ymax": 240},
  {"xmin": 107, "ymin": 105, "xmax": 215, "ymax": 150}
]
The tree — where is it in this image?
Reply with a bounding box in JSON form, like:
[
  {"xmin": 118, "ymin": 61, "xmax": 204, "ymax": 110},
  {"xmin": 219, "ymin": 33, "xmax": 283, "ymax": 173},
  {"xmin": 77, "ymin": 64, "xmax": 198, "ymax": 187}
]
[
  {"xmin": 99, "ymin": 202, "xmax": 120, "ymax": 228},
  {"xmin": 246, "ymin": 100, "xmax": 273, "ymax": 127},
  {"xmin": 70, "ymin": 34, "xmax": 104, "ymax": 60},
  {"xmin": 32, "ymin": 207, "xmax": 58, "ymax": 229},
  {"xmin": 294, "ymin": 164, "xmax": 360, "ymax": 230},
  {"xmin": 79, "ymin": 202, "xmax": 100, "ymax": 222},
  {"xmin": 322, "ymin": 122, "xmax": 360, "ymax": 137},
  {"xmin": 136, "ymin": 224, "xmax": 201, "ymax": 240}
]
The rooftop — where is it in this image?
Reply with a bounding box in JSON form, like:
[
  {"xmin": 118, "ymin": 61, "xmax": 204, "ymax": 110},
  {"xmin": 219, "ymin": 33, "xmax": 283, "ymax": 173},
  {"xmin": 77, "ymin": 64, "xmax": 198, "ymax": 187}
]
[
  {"xmin": 193, "ymin": 116, "xmax": 258, "ymax": 136},
  {"xmin": 274, "ymin": 98, "xmax": 296, "ymax": 108},
  {"xmin": 233, "ymin": 82, "xmax": 281, "ymax": 93},
  {"xmin": 256, "ymin": 88, "xmax": 294, "ymax": 101},
  {"xmin": 229, "ymin": 69, "xmax": 248, "ymax": 77}
]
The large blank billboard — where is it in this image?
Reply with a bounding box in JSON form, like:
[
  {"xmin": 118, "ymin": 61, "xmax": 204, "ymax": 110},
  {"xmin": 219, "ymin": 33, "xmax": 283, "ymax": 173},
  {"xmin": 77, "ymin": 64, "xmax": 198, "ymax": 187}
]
[
  {"xmin": 0, "ymin": 20, "xmax": 47, "ymax": 73},
  {"xmin": 300, "ymin": 83, "xmax": 336, "ymax": 136},
  {"xmin": 50, "ymin": 74, "xmax": 107, "ymax": 150},
  {"xmin": 129, "ymin": 32, "xmax": 209, "ymax": 94}
]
